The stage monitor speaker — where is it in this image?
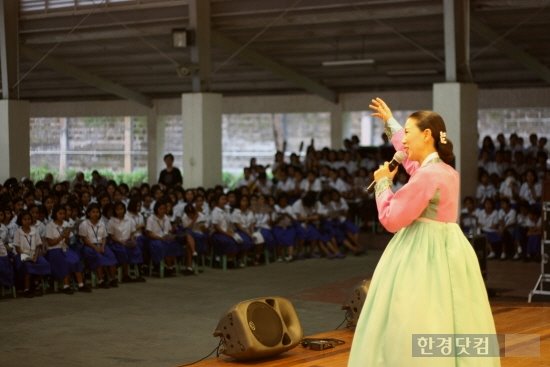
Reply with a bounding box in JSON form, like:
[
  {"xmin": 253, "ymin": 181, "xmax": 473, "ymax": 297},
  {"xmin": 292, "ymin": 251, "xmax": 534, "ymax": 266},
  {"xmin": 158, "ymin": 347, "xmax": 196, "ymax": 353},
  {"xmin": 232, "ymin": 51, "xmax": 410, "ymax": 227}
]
[
  {"xmin": 213, "ymin": 297, "xmax": 303, "ymax": 361},
  {"xmin": 342, "ymin": 279, "xmax": 371, "ymax": 328}
]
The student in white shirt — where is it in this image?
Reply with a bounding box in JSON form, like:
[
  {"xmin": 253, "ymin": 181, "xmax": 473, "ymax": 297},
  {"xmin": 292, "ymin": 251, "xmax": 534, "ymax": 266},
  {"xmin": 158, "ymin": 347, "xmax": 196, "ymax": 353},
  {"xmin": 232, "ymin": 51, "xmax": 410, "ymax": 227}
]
[
  {"xmin": 272, "ymin": 194, "xmax": 297, "ymax": 262},
  {"xmin": 46, "ymin": 206, "xmax": 90, "ymax": 293},
  {"xmin": 210, "ymin": 194, "xmax": 246, "ymax": 268},
  {"xmin": 14, "ymin": 211, "xmax": 51, "ymax": 298},
  {"xmin": 518, "ymin": 169, "xmax": 542, "ymax": 205},
  {"xmin": 108, "ymin": 201, "xmax": 145, "ymax": 282},
  {"xmin": 79, "ymin": 203, "xmax": 118, "ymax": 288},
  {"xmin": 145, "ymin": 199, "xmax": 184, "ymax": 276},
  {"xmin": 525, "ymin": 207, "xmax": 542, "ymax": 262},
  {"xmin": 0, "ymin": 210, "xmax": 14, "ymax": 290},
  {"xmin": 231, "ymin": 195, "xmax": 256, "ymax": 262},
  {"xmin": 476, "ymin": 198, "xmax": 501, "ymax": 259},
  {"xmin": 497, "ymin": 198, "xmax": 517, "ymax": 260},
  {"xmin": 476, "ymin": 171, "xmax": 497, "ymax": 206}
]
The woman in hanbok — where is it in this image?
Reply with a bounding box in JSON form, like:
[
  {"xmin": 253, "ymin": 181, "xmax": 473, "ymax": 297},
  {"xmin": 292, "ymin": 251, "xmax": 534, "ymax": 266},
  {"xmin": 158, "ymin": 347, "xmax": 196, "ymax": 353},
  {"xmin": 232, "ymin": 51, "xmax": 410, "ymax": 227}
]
[{"xmin": 348, "ymin": 98, "xmax": 500, "ymax": 366}]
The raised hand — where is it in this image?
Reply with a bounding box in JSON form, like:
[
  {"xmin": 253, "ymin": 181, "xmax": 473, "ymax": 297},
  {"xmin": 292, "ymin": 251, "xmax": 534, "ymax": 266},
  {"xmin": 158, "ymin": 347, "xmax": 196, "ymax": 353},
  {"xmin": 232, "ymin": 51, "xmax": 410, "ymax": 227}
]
[{"xmin": 369, "ymin": 97, "xmax": 393, "ymax": 123}]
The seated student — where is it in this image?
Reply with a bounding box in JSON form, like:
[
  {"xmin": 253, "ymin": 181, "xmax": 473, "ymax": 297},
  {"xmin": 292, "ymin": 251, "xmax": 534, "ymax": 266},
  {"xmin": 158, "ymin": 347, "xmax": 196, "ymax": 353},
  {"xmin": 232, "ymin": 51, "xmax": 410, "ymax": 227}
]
[
  {"xmin": 231, "ymin": 195, "xmax": 256, "ymax": 264},
  {"xmin": 497, "ymin": 197, "xmax": 517, "ymax": 260},
  {"xmin": 0, "ymin": 209, "xmax": 14, "ymax": 292},
  {"xmin": 291, "ymin": 191, "xmax": 323, "ymax": 258},
  {"xmin": 525, "ymin": 207, "xmax": 542, "ymax": 262},
  {"xmin": 126, "ymin": 197, "xmax": 148, "ymax": 263},
  {"xmin": 210, "ymin": 194, "xmax": 247, "ymax": 268},
  {"xmin": 512, "ymin": 201, "xmax": 530, "ymax": 260},
  {"xmin": 316, "ymin": 190, "xmax": 346, "ymax": 259},
  {"xmin": 14, "ymin": 210, "xmax": 51, "ymax": 298},
  {"xmin": 250, "ymin": 194, "xmax": 277, "ymax": 262},
  {"xmin": 79, "ymin": 203, "xmax": 118, "ymax": 288},
  {"xmin": 459, "ymin": 196, "xmax": 479, "ymax": 238},
  {"xmin": 476, "ymin": 198, "xmax": 501, "ymax": 259},
  {"xmin": 181, "ymin": 203, "xmax": 208, "ymax": 259},
  {"xmin": 45, "ymin": 205, "xmax": 91, "ymax": 294},
  {"xmin": 107, "ymin": 201, "xmax": 145, "ymax": 282},
  {"xmin": 145, "ymin": 199, "xmax": 183, "ymax": 276},
  {"xmin": 476, "ymin": 170, "xmax": 497, "ymax": 206},
  {"xmin": 272, "ymin": 194, "xmax": 297, "ymax": 262},
  {"xmin": 519, "ymin": 169, "xmax": 542, "ymax": 207},
  {"xmin": 330, "ymin": 189, "xmax": 363, "ymax": 255}
]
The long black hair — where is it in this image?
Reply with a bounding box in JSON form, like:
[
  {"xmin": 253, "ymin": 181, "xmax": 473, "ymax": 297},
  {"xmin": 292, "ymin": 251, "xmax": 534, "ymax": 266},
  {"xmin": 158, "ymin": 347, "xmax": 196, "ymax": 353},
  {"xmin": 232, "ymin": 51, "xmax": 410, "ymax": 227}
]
[{"xmin": 409, "ymin": 111, "xmax": 455, "ymax": 167}]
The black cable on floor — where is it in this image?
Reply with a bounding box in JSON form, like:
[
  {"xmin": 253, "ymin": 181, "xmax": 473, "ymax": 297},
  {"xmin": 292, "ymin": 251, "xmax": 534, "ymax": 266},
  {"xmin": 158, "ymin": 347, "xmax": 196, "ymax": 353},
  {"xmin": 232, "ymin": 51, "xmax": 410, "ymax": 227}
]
[{"xmin": 179, "ymin": 340, "xmax": 222, "ymax": 366}]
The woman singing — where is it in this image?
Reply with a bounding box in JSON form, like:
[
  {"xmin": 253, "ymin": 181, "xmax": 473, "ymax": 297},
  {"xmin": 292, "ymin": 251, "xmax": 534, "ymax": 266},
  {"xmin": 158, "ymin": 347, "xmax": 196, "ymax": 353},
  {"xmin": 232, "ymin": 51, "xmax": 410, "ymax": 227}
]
[{"xmin": 348, "ymin": 98, "xmax": 500, "ymax": 366}]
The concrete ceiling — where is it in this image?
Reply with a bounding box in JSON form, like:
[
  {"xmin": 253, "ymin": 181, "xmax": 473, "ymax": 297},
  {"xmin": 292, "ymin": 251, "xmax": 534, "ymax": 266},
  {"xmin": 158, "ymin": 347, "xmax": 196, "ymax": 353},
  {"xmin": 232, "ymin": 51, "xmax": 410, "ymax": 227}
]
[{"xmin": 3, "ymin": 0, "xmax": 550, "ymax": 104}]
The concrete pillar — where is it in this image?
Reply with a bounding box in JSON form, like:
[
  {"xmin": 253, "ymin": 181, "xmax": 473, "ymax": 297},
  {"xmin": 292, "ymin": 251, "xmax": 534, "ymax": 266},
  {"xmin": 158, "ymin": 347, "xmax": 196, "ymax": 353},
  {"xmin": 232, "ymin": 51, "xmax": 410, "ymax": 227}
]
[
  {"xmin": 123, "ymin": 116, "xmax": 132, "ymax": 173},
  {"xmin": 330, "ymin": 103, "xmax": 343, "ymax": 150},
  {"xmin": 433, "ymin": 83, "xmax": 478, "ymax": 200},
  {"xmin": 147, "ymin": 107, "xmax": 164, "ymax": 185},
  {"xmin": 182, "ymin": 93, "xmax": 222, "ymax": 188},
  {"xmin": 0, "ymin": 100, "xmax": 30, "ymax": 182},
  {"xmin": 59, "ymin": 117, "xmax": 68, "ymax": 178}
]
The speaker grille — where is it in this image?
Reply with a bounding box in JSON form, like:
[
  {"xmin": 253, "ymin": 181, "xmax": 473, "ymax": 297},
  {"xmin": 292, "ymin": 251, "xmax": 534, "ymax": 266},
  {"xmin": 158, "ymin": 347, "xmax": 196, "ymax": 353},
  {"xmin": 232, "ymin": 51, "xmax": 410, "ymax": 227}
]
[{"xmin": 246, "ymin": 301, "xmax": 283, "ymax": 347}]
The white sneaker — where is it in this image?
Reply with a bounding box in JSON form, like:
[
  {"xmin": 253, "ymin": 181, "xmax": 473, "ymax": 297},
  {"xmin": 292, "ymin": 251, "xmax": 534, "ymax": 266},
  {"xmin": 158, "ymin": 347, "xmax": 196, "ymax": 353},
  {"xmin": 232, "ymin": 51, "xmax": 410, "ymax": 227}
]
[
  {"xmin": 517, "ymin": 246, "xmax": 522, "ymax": 254},
  {"xmin": 500, "ymin": 252, "xmax": 507, "ymax": 260},
  {"xmin": 512, "ymin": 252, "xmax": 521, "ymax": 260},
  {"xmin": 276, "ymin": 257, "xmax": 283, "ymax": 262},
  {"xmin": 487, "ymin": 251, "xmax": 496, "ymax": 259}
]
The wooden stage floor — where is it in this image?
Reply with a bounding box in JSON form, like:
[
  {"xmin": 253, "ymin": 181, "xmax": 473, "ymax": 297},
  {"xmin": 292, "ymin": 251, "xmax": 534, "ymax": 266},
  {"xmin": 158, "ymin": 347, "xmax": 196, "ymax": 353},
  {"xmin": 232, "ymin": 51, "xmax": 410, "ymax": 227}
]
[{"xmin": 185, "ymin": 305, "xmax": 549, "ymax": 367}]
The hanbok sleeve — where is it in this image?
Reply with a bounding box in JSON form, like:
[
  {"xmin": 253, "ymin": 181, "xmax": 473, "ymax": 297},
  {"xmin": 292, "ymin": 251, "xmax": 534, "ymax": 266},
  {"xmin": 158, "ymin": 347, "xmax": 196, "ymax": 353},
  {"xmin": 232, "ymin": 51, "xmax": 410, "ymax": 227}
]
[{"xmin": 374, "ymin": 169, "xmax": 438, "ymax": 233}]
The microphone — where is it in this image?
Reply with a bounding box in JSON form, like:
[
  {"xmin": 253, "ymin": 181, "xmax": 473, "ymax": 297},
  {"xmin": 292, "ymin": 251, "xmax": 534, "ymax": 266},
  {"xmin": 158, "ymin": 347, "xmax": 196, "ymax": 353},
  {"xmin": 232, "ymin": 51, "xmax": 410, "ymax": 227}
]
[{"xmin": 365, "ymin": 151, "xmax": 407, "ymax": 193}]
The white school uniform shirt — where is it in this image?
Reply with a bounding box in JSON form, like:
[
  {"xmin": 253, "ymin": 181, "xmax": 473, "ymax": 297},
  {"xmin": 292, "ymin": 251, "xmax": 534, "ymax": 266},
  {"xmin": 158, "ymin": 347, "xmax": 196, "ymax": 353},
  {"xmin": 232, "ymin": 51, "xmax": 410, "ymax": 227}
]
[
  {"xmin": 517, "ymin": 213, "xmax": 529, "ymax": 227},
  {"xmin": 14, "ymin": 227, "xmax": 42, "ymax": 257},
  {"xmin": 345, "ymin": 161, "xmax": 358, "ymax": 175},
  {"xmin": 330, "ymin": 178, "xmax": 350, "ymax": 193},
  {"xmin": 182, "ymin": 212, "xmax": 208, "ymax": 233},
  {"xmin": 475, "ymin": 184, "xmax": 497, "ymax": 203},
  {"xmin": 232, "ymin": 209, "xmax": 255, "ymax": 231},
  {"xmin": 211, "ymin": 207, "xmax": 231, "ymax": 232},
  {"xmin": 108, "ymin": 216, "xmax": 136, "ymax": 243},
  {"xmin": 300, "ymin": 178, "xmax": 321, "ymax": 193},
  {"xmin": 498, "ymin": 208, "xmax": 517, "ymax": 227},
  {"xmin": 127, "ymin": 212, "xmax": 145, "ymax": 231},
  {"xmin": 78, "ymin": 219, "xmax": 108, "ymax": 245},
  {"xmin": 291, "ymin": 199, "xmax": 318, "ymax": 222},
  {"xmin": 331, "ymin": 198, "xmax": 349, "ymax": 222},
  {"xmin": 519, "ymin": 182, "xmax": 542, "ymax": 205},
  {"xmin": 45, "ymin": 220, "xmax": 70, "ymax": 250},
  {"xmin": 172, "ymin": 200, "xmax": 186, "ymax": 220},
  {"xmin": 499, "ymin": 177, "xmax": 518, "ymax": 202},
  {"xmin": 236, "ymin": 176, "xmax": 255, "ymax": 188},
  {"xmin": 476, "ymin": 209, "xmax": 500, "ymax": 233},
  {"xmin": 146, "ymin": 214, "xmax": 172, "ymax": 238},
  {"xmin": 316, "ymin": 202, "xmax": 331, "ymax": 219},
  {"xmin": 0, "ymin": 224, "xmax": 8, "ymax": 257},
  {"xmin": 525, "ymin": 217, "xmax": 542, "ymax": 230},
  {"xmin": 254, "ymin": 211, "xmax": 272, "ymax": 230},
  {"xmin": 256, "ymin": 180, "xmax": 274, "ymax": 195},
  {"xmin": 276, "ymin": 178, "xmax": 295, "ymax": 192},
  {"xmin": 33, "ymin": 220, "xmax": 47, "ymax": 239}
]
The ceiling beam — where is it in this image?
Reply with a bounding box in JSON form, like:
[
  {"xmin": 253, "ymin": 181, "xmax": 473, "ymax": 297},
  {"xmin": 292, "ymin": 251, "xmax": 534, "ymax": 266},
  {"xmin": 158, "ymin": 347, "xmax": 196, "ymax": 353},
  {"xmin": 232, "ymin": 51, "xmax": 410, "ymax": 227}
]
[
  {"xmin": 212, "ymin": 30, "xmax": 337, "ymax": 103},
  {"xmin": 443, "ymin": 0, "xmax": 472, "ymax": 82},
  {"xmin": 188, "ymin": 0, "xmax": 211, "ymax": 92},
  {"xmin": 19, "ymin": 45, "xmax": 153, "ymax": 107},
  {"xmin": 471, "ymin": 16, "xmax": 550, "ymax": 84},
  {"xmin": 0, "ymin": 0, "xmax": 20, "ymax": 99}
]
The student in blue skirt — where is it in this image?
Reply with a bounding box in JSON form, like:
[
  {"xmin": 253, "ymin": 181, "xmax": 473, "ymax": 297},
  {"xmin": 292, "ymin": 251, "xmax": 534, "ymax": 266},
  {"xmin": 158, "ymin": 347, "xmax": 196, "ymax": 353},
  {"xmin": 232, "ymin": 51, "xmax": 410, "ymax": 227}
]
[
  {"xmin": 107, "ymin": 201, "xmax": 145, "ymax": 282},
  {"xmin": 45, "ymin": 206, "xmax": 91, "ymax": 294},
  {"xmin": 0, "ymin": 210, "xmax": 14, "ymax": 292},
  {"xmin": 145, "ymin": 199, "xmax": 183, "ymax": 276},
  {"xmin": 211, "ymin": 194, "xmax": 246, "ymax": 268},
  {"xmin": 272, "ymin": 193, "xmax": 297, "ymax": 262},
  {"xmin": 14, "ymin": 211, "xmax": 51, "ymax": 298},
  {"xmin": 79, "ymin": 203, "xmax": 118, "ymax": 288},
  {"xmin": 231, "ymin": 195, "xmax": 255, "ymax": 264}
]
